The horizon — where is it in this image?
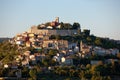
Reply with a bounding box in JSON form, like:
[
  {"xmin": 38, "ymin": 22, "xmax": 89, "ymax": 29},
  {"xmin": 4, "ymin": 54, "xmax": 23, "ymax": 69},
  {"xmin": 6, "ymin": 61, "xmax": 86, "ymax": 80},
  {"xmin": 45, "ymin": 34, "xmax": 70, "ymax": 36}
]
[{"xmin": 0, "ymin": 0, "xmax": 120, "ymax": 40}]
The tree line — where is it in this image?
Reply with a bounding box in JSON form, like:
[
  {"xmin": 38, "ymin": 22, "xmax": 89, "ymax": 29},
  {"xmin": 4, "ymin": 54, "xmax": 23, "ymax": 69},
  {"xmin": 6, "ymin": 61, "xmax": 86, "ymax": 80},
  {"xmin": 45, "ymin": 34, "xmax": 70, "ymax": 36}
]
[{"xmin": 38, "ymin": 22, "xmax": 80, "ymax": 30}]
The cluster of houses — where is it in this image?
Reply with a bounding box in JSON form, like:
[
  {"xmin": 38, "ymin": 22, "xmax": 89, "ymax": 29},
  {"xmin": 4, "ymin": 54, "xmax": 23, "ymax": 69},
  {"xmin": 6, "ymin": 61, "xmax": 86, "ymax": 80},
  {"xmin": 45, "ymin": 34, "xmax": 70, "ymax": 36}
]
[
  {"xmin": 1, "ymin": 18, "xmax": 119, "ymax": 79},
  {"xmin": 12, "ymin": 31, "xmax": 79, "ymax": 66},
  {"xmin": 9, "ymin": 30, "xmax": 119, "ymax": 67},
  {"xmin": 6, "ymin": 17, "xmax": 119, "ymax": 68}
]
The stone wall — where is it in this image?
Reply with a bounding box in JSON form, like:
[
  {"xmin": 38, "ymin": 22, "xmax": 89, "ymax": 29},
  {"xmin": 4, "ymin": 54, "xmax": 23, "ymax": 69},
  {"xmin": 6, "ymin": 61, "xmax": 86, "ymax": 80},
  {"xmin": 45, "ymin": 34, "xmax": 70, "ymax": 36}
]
[{"xmin": 28, "ymin": 26, "xmax": 78, "ymax": 36}]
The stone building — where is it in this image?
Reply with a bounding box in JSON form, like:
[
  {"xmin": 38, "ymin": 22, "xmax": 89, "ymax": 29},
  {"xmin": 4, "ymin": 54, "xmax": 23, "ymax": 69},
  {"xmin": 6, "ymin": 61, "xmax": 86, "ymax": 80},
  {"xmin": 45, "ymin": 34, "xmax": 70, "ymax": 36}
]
[
  {"xmin": 28, "ymin": 26, "xmax": 78, "ymax": 36},
  {"xmin": 43, "ymin": 40, "xmax": 68, "ymax": 50}
]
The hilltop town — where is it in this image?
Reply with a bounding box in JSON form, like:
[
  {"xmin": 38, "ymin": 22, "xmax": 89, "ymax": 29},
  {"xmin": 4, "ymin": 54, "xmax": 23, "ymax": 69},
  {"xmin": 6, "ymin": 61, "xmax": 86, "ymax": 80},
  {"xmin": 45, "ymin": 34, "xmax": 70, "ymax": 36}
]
[{"xmin": 0, "ymin": 17, "xmax": 120, "ymax": 80}]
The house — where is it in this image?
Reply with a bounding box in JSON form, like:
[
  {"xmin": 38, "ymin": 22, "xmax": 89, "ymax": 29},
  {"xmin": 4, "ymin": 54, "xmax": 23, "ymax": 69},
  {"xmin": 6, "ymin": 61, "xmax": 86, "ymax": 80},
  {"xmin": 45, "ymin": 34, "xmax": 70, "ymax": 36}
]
[
  {"xmin": 93, "ymin": 47, "xmax": 119, "ymax": 56},
  {"xmin": 43, "ymin": 40, "xmax": 68, "ymax": 50},
  {"xmin": 38, "ymin": 34, "xmax": 49, "ymax": 40},
  {"xmin": 80, "ymin": 41, "xmax": 92, "ymax": 55},
  {"xmin": 74, "ymin": 46, "xmax": 79, "ymax": 53},
  {"xmin": 90, "ymin": 60, "xmax": 103, "ymax": 65},
  {"xmin": 22, "ymin": 32, "xmax": 28, "ymax": 37},
  {"xmin": 29, "ymin": 55, "xmax": 35, "ymax": 60},
  {"xmin": 16, "ymin": 34, "xmax": 23, "ymax": 40},
  {"xmin": 4, "ymin": 64, "xmax": 9, "ymax": 68},
  {"xmin": 16, "ymin": 40, "xmax": 23, "ymax": 45},
  {"xmin": 66, "ymin": 50, "xmax": 74, "ymax": 55},
  {"xmin": 82, "ymin": 46, "xmax": 91, "ymax": 54},
  {"xmin": 61, "ymin": 56, "xmax": 73, "ymax": 66},
  {"xmin": 105, "ymin": 59, "xmax": 119, "ymax": 64},
  {"xmin": 26, "ymin": 41, "xmax": 32, "ymax": 47},
  {"xmin": 93, "ymin": 47, "xmax": 106, "ymax": 56},
  {"xmin": 28, "ymin": 33, "xmax": 35, "ymax": 38},
  {"xmin": 109, "ymin": 49, "xmax": 119, "ymax": 55},
  {"xmin": 4, "ymin": 62, "xmax": 18, "ymax": 69},
  {"xmin": 15, "ymin": 55, "xmax": 23, "ymax": 63},
  {"xmin": 53, "ymin": 56, "xmax": 61, "ymax": 62},
  {"xmin": 11, "ymin": 62, "xmax": 18, "ymax": 69},
  {"xmin": 29, "ymin": 37, "xmax": 35, "ymax": 42},
  {"xmin": 40, "ymin": 24, "xmax": 46, "ymax": 29},
  {"xmin": 47, "ymin": 26, "xmax": 53, "ymax": 29},
  {"xmin": 78, "ymin": 53, "xmax": 85, "ymax": 58},
  {"xmin": 68, "ymin": 43, "xmax": 77, "ymax": 49},
  {"xmin": 68, "ymin": 42, "xmax": 79, "ymax": 52},
  {"xmin": 56, "ymin": 25, "xmax": 61, "ymax": 29},
  {"xmin": 24, "ymin": 51, "xmax": 31, "ymax": 56},
  {"xmin": 29, "ymin": 55, "xmax": 36, "ymax": 65},
  {"xmin": 61, "ymin": 57, "xmax": 65, "ymax": 63},
  {"xmin": 22, "ymin": 60, "xmax": 29, "ymax": 66}
]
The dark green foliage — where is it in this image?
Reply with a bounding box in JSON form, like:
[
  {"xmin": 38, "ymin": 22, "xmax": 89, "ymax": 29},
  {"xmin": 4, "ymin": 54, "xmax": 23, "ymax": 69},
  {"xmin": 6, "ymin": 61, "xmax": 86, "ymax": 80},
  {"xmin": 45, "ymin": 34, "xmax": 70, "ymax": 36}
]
[
  {"xmin": 0, "ymin": 41, "xmax": 18, "ymax": 63},
  {"xmin": 73, "ymin": 22, "xmax": 80, "ymax": 29},
  {"xmin": 83, "ymin": 29, "xmax": 90, "ymax": 37},
  {"xmin": 48, "ymin": 49, "xmax": 58, "ymax": 58},
  {"xmin": 29, "ymin": 68, "xmax": 37, "ymax": 79},
  {"xmin": 22, "ymin": 67, "xmax": 29, "ymax": 77},
  {"xmin": 60, "ymin": 34, "xmax": 119, "ymax": 51}
]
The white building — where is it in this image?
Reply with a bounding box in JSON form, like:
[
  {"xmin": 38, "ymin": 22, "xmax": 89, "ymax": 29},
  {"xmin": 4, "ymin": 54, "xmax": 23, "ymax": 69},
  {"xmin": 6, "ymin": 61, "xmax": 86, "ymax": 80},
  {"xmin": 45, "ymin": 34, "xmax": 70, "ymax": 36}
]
[
  {"xmin": 61, "ymin": 57, "xmax": 73, "ymax": 65},
  {"xmin": 93, "ymin": 47, "xmax": 106, "ymax": 56},
  {"xmin": 109, "ymin": 49, "xmax": 119, "ymax": 55}
]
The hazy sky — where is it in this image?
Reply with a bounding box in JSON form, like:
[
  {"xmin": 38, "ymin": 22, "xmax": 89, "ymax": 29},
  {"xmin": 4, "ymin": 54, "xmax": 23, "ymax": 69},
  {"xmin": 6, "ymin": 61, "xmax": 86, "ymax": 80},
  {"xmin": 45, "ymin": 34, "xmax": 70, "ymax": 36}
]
[{"xmin": 0, "ymin": 0, "xmax": 120, "ymax": 40}]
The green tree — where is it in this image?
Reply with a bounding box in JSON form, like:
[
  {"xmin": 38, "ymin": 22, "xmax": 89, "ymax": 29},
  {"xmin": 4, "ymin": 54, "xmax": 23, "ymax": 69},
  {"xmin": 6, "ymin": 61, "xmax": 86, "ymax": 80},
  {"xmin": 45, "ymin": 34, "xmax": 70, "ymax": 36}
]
[
  {"xmin": 8, "ymin": 69, "xmax": 16, "ymax": 77},
  {"xmin": 84, "ymin": 70, "xmax": 92, "ymax": 79},
  {"xmin": 37, "ymin": 24, "xmax": 41, "ymax": 29},
  {"xmin": 29, "ymin": 68, "xmax": 37, "ymax": 80},
  {"xmin": 69, "ymin": 69, "xmax": 75, "ymax": 77},
  {"xmin": 42, "ymin": 58, "xmax": 49, "ymax": 67},
  {"xmin": 79, "ymin": 70, "xmax": 85, "ymax": 79},
  {"xmin": 0, "ymin": 68, "xmax": 10, "ymax": 77},
  {"xmin": 60, "ymin": 22, "xmax": 64, "ymax": 29},
  {"xmin": 83, "ymin": 29, "xmax": 90, "ymax": 37},
  {"xmin": 87, "ymin": 36, "xmax": 92, "ymax": 44},
  {"xmin": 95, "ymin": 38, "xmax": 102, "ymax": 46},
  {"xmin": 86, "ymin": 64, "xmax": 91, "ymax": 70},
  {"xmin": 87, "ymin": 37, "xmax": 92, "ymax": 42},
  {"xmin": 64, "ymin": 23, "xmax": 72, "ymax": 29},
  {"xmin": 72, "ymin": 22, "xmax": 80, "ymax": 29},
  {"xmin": 48, "ymin": 49, "xmax": 58, "ymax": 58},
  {"xmin": 22, "ymin": 67, "xmax": 29, "ymax": 78},
  {"xmin": 64, "ymin": 78, "xmax": 72, "ymax": 80},
  {"xmin": 45, "ymin": 22, "xmax": 51, "ymax": 26},
  {"xmin": 0, "ymin": 41, "xmax": 19, "ymax": 64},
  {"xmin": 55, "ymin": 35, "xmax": 61, "ymax": 40}
]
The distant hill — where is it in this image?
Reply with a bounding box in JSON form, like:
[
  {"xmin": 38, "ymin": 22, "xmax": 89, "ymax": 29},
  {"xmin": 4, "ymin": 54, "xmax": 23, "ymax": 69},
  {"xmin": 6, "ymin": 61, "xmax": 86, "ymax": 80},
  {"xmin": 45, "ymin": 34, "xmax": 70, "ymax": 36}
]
[{"xmin": 0, "ymin": 37, "xmax": 11, "ymax": 42}]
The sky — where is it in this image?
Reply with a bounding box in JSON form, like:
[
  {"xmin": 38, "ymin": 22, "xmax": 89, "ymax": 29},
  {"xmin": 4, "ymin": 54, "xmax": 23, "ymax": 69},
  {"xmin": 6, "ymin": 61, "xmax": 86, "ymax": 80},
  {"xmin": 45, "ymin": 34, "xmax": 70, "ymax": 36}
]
[{"xmin": 0, "ymin": 0, "xmax": 120, "ymax": 40}]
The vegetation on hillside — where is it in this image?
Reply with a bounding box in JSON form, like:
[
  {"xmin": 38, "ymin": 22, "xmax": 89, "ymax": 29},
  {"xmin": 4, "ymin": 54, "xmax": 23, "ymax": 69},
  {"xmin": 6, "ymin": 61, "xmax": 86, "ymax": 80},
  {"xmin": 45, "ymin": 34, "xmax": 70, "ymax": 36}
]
[
  {"xmin": 0, "ymin": 41, "xmax": 19, "ymax": 63},
  {"xmin": 37, "ymin": 22, "xmax": 80, "ymax": 30},
  {"xmin": 0, "ymin": 38, "xmax": 10, "ymax": 43},
  {"xmin": 0, "ymin": 39, "xmax": 120, "ymax": 79},
  {"xmin": 0, "ymin": 22, "xmax": 120, "ymax": 79},
  {"xmin": 50, "ymin": 32, "xmax": 120, "ymax": 51}
]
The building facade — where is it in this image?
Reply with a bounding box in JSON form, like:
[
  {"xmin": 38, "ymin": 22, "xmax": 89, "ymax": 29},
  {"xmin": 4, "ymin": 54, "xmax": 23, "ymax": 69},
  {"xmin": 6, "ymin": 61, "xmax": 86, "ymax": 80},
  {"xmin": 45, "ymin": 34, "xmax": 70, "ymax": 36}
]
[
  {"xmin": 28, "ymin": 26, "xmax": 78, "ymax": 36},
  {"xmin": 43, "ymin": 40, "xmax": 68, "ymax": 50}
]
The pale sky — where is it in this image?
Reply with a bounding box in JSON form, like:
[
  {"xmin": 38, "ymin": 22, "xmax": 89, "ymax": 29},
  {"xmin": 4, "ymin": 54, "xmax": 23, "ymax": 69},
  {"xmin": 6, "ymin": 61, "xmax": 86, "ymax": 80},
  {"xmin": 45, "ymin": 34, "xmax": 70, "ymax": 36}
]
[{"xmin": 0, "ymin": 0, "xmax": 120, "ymax": 40}]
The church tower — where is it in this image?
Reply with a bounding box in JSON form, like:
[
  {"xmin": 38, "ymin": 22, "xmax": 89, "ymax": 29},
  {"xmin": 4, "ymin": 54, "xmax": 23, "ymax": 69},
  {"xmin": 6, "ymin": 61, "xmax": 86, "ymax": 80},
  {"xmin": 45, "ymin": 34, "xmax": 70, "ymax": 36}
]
[
  {"xmin": 80, "ymin": 40, "xmax": 83, "ymax": 52},
  {"xmin": 55, "ymin": 17, "xmax": 59, "ymax": 23}
]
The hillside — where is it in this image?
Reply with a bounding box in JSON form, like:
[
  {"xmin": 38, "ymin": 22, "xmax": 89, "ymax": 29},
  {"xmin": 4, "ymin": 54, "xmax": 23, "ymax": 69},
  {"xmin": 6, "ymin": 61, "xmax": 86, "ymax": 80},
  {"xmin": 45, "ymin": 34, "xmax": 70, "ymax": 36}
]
[{"xmin": 0, "ymin": 37, "xmax": 11, "ymax": 43}]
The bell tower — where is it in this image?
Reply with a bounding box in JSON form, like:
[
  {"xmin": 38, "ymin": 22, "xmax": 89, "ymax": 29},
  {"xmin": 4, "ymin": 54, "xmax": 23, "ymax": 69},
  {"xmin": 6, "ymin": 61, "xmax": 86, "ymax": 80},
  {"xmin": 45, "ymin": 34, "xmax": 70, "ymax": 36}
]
[{"xmin": 55, "ymin": 17, "xmax": 59, "ymax": 23}]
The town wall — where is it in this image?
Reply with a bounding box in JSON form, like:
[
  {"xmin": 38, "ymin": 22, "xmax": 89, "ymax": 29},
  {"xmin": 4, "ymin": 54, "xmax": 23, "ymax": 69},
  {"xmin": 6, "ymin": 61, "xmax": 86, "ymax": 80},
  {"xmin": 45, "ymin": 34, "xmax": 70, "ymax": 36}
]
[{"xmin": 28, "ymin": 26, "xmax": 78, "ymax": 36}]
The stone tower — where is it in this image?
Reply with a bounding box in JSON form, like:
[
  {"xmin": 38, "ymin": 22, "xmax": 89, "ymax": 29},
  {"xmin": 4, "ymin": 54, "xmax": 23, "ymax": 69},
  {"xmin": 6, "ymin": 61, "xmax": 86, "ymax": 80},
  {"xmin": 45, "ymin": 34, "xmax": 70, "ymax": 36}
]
[
  {"xmin": 55, "ymin": 17, "xmax": 59, "ymax": 23},
  {"xmin": 80, "ymin": 40, "xmax": 83, "ymax": 52}
]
